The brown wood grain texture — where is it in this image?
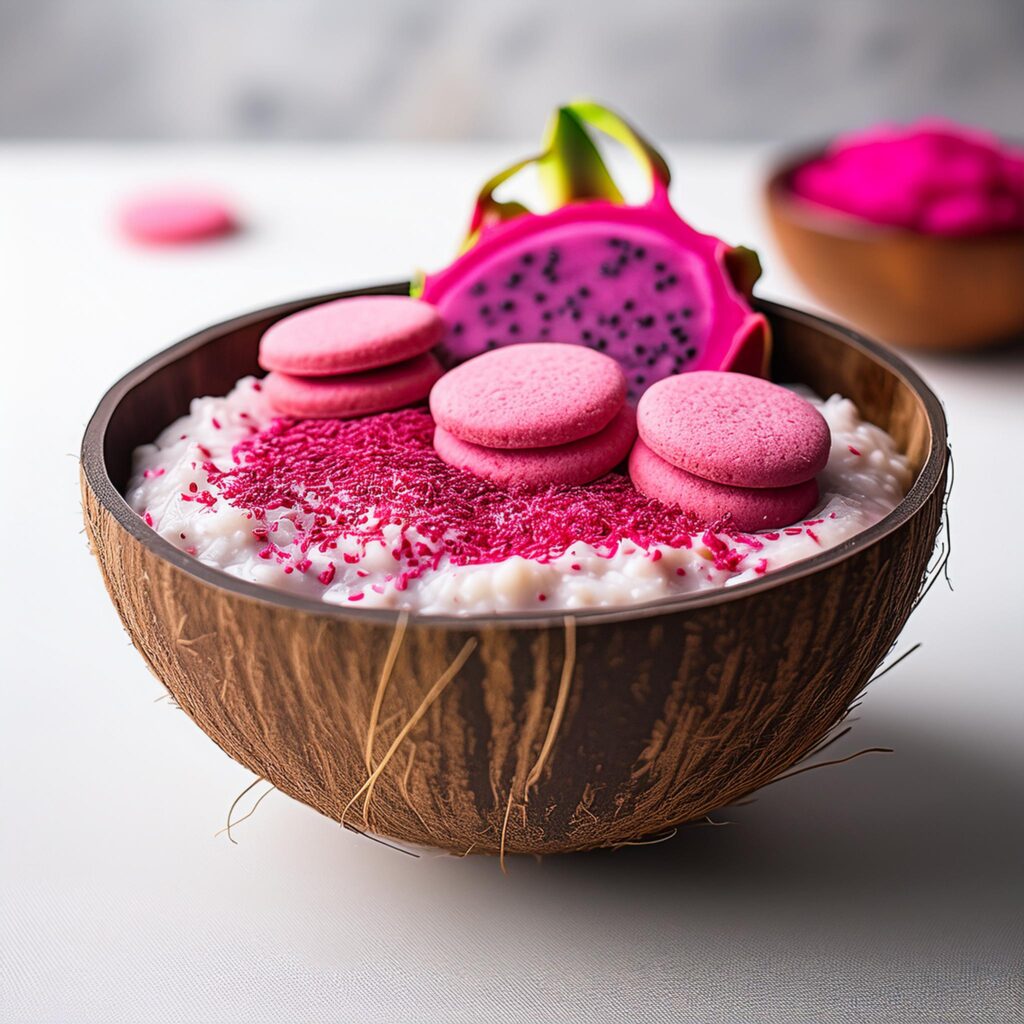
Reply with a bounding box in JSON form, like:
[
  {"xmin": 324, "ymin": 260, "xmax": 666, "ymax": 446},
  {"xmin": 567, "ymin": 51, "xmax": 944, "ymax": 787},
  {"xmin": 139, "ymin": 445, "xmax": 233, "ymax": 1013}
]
[{"xmin": 81, "ymin": 290, "xmax": 949, "ymax": 855}]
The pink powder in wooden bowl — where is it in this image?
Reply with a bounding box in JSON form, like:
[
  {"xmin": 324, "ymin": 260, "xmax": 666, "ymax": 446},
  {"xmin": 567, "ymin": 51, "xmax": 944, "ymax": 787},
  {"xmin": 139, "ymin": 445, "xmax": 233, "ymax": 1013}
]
[{"xmin": 790, "ymin": 120, "xmax": 1024, "ymax": 237}]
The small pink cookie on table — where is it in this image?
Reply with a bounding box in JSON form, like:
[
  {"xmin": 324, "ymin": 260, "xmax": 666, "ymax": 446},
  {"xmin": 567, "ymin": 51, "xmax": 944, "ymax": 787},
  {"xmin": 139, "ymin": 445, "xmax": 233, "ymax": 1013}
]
[
  {"xmin": 637, "ymin": 371, "xmax": 830, "ymax": 488},
  {"xmin": 429, "ymin": 342, "xmax": 627, "ymax": 449},
  {"xmin": 119, "ymin": 193, "xmax": 238, "ymax": 245},
  {"xmin": 260, "ymin": 297, "xmax": 444, "ymax": 376},
  {"xmin": 629, "ymin": 439, "xmax": 819, "ymax": 531},
  {"xmin": 264, "ymin": 352, "xmax": 443, "ymax": 419},
  {"xmin": 434, "ymin": 405, "xmax": 637, "ymax": 488}
]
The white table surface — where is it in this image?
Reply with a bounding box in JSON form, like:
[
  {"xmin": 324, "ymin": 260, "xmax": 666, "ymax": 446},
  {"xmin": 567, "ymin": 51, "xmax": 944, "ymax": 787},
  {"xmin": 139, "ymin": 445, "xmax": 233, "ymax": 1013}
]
[{"xmin": 1, "ymin": 144, "xmax": 1021, "ymax": 1024}]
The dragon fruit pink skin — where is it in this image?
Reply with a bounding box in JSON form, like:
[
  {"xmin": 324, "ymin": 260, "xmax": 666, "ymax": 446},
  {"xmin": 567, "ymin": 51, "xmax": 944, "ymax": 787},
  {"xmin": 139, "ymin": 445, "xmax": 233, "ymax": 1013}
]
[{"xmin": 419, "ymin": 102, "xmax": 769, "ymax": 398}]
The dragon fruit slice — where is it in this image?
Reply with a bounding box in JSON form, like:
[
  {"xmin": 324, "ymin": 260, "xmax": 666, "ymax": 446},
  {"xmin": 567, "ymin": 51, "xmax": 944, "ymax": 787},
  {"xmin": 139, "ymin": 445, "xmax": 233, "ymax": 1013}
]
[{"xmin": 418, "ymin": 101, "xmax": 769, "ymax": 399}]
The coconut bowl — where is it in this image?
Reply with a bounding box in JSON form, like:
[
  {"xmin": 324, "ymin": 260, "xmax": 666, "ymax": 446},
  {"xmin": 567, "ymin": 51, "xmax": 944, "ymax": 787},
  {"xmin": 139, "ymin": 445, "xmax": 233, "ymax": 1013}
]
[
  {"xmin": 765, "ymin": 149, "xmax": 1024, "ymax": 351},
  {"xmin": 81, "ymin": 284, "xmax": 947, "ymax": 856}
]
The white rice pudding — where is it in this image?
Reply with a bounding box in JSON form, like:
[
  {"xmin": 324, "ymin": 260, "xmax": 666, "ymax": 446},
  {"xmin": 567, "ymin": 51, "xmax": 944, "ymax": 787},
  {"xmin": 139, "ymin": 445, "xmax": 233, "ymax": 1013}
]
[{"xmin": 127, "ymin": 377, "xmax": 912, "ymax": 615}]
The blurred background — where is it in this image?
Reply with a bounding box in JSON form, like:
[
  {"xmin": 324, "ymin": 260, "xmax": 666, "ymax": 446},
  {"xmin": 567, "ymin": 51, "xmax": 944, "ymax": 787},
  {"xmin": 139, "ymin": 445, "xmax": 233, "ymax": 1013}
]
[
  {"xmin": 3, "ymin": 4, "xmax": 1022, "ymax": 1023},
  {"xmin": 2, "ymin": 0, "xmax": 1022, "ymax": 141}
]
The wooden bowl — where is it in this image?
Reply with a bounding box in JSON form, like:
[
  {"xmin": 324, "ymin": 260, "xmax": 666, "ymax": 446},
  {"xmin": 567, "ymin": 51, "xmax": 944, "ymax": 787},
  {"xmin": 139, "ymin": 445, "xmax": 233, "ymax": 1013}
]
[
  {"xmin": 765, "ymin": 150, "xmax": 1024, "ymax": 351},
  {"xmin": 81, "ymin": 285, "xmax": 948, "ymax": 856}
]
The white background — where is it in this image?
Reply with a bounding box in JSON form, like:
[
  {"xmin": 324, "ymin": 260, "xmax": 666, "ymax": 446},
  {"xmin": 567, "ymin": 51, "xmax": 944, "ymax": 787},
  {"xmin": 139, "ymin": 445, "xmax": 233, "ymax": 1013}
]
[{"xmin": 1, "ymin": 145, "xmax": 1021, "ymax": 1022}]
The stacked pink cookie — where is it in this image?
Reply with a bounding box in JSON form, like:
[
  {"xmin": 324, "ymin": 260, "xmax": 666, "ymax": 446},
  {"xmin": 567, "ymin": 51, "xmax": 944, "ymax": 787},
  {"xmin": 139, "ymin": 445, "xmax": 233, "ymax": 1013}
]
[
  {"xmin": 630, "ymin": 371, "xmax": 831, "ymax": 531},
  {"xmin": 259, "ymin": 296, "xmax": 445, "ymax": 419},
  {"xmin": 430, "ymin": 343, "xmax": 637, "ymax": 487}
]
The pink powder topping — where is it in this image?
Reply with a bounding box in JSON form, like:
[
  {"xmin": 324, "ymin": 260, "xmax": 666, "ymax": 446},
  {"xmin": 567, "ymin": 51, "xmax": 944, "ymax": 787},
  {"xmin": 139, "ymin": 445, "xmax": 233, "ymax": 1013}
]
[
  {"xmin": 700, "ymin": 530, "xmax": 748, "ymax": 572},
  {"xmin": 791, "ymin": 119, "xmax": 1024, "ymax": 236},
  {"xmin": 201, "ymin": 408, "xmax": 754, "ymax": 584}
]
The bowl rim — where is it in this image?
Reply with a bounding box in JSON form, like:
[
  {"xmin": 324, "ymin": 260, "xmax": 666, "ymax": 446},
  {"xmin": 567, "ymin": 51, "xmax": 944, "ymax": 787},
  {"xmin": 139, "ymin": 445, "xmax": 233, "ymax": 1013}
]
[
  {"xmin": 81, "ymin": 286, "xmax": 948, "ymax": 631},
  {"xmin": 765, "ymin": 145, "xmax": 1024, "ymax": 244}
]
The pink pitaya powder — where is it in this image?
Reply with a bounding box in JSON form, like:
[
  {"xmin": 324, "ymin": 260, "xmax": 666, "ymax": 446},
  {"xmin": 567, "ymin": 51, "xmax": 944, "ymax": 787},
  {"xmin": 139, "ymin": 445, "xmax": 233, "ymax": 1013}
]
[
  {"xmin": 790, "ymin": 120, "xmax": 1024, "ymax": 236},
  {"xmin": 127, "ymin": 378, "xmax": 912, "ymax": 614},
  {"xmin": 202, "ymin": 407, "xmax": 729, "ymax": 579}
]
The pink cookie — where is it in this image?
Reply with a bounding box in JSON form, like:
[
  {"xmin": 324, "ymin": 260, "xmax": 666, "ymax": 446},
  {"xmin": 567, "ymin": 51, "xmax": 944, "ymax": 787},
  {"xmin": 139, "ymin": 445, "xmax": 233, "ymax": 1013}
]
[
  {"xmin": 637, "ymin": 371, "xmax": 831, "ymax": 488},
  {"xmin": 264, "ymin": 352, "xmax": 442, "ymax": 419},
  {"xmin": 629, "ymin": 439, "xmax": 819, "ymax": 531},
  {"xmin": 119, "ymin": 193, "xmax": 237, "ymax": 245},
  {"xmin": 429, "ymin": 342, "xmax": 626, "ymax": 449},
  {"xmin": 434, "ymin": 405, "xmax": 637, "ymax": 488},
  {"xmin": 259, "ymin": 297, "xmax": 444, "ymax": 376}
]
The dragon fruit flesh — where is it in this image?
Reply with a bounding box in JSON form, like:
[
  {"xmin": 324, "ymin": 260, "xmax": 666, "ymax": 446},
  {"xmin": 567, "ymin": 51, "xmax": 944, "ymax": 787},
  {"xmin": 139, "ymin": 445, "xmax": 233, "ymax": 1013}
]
[{"xmin": 419, "ymin": 101, "xmax": 769, "ymax": 399}]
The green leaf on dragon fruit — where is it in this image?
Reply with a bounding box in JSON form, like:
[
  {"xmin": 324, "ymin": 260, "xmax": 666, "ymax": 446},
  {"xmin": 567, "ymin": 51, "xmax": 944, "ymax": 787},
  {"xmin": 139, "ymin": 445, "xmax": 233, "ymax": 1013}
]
[
  {"xmin": 537, "ymin": 106, "xmax": 625, "ymax": 209},
  {"xmin": 566, "ymin": 99, "xmax": 672, "ymax": 196},
  {"xmin": 723, "ymin": 245, "xmax": 763, "ymax": 297}
]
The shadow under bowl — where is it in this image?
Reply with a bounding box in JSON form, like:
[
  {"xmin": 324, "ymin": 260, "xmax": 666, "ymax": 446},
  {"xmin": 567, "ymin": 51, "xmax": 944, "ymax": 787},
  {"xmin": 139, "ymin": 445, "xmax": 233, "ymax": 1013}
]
[
  {"xmin": 80, "ymin": 285, "xmax": 948, "ymax": 855},
  {"xmin": 765, "ymin": 150, "xmax": 1024, "ymax": 351}
]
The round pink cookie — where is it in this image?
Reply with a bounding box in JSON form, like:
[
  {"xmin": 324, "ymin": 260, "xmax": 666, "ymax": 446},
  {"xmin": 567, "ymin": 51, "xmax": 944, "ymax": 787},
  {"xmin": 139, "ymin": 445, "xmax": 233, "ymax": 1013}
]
[
  {"xmin": 434, "ymin": 405, "xmax": 637, "ymax": 488},
  {"xmin": 637, "ymin": 371, "xmax": 831, "ymax": 488},
  {"xmin": 263, "ymin": 353, "xmax": 442, "ymax": 419},
  {"xmin": 119, "ymin": 193, "xmax": 237, "ymax": 245},
  {"xmin": 259, "ymin": 297, "xmax": 444, "ymax": 376},
  {"xmin": 429, "ymin": 342, "xmax": 627, "ymax": 449},
  {"xmin": 628, "ymin": 439, "xmax": 820, "ymax": 531}
]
